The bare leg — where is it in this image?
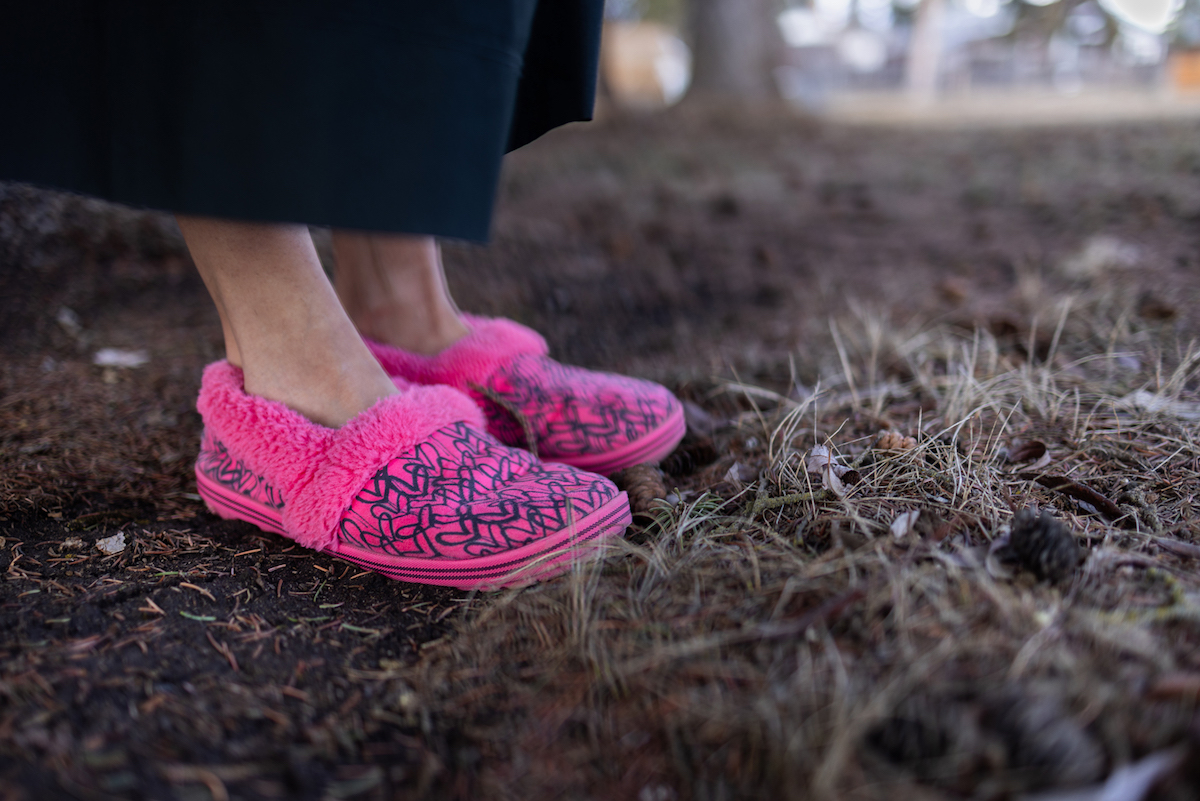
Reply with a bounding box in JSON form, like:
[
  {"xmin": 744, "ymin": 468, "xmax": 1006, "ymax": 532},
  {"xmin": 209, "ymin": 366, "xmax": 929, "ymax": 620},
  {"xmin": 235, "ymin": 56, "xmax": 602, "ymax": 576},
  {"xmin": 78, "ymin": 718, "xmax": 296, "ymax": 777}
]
[
  {"xmin": 331, "ymin": 232, "xmax": 469, "ymax": 355},
  {"xmin": 179, "ymin": 216, "xmax": 398, "ymax": 428}
]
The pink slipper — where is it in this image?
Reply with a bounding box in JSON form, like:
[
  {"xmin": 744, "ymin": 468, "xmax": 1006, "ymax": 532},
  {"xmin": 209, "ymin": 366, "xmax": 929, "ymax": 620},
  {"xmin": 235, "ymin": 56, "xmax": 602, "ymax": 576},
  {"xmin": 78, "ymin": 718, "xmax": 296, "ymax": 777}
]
[
  {"xmin": 193, "ymin": 362, "xmax": 631, "ymax": 590},
  {"xmin": 365, "ymin": 316, "xmax": 686, "ymax": 474}
]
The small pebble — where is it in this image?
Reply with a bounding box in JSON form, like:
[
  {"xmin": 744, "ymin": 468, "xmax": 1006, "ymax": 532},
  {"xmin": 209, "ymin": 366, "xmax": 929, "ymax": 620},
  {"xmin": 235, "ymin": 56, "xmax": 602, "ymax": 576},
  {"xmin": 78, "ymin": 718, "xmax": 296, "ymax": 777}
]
[{"xmin": 93, "ymin": 348, "xmax": 149, "ymax": 368}]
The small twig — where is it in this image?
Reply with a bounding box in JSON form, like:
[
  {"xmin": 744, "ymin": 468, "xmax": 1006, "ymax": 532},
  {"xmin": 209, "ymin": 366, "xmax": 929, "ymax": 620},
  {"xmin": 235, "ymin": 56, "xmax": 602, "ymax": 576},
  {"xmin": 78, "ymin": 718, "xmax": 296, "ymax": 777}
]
[
  {"xmin": 1017, "ymin": 472, "xmax": 1130, "ymax": 526},
  {"xmin": 751, "ymin": 489, "xmax": 834, "ymax": 516},
  {"xmin": 1152, "ymin": 535, "xmax": 1200, "ymax": 560},
  {"xmin": 161, "ymin": 766, "xmax": 231, "ymax": 801},
  {"xmin": 205, "ymin": 631, "xmax": 239, "ymax": 672},
  {"xmin": 138, "ymin": 598, "xmax": 165, "ymax": 616},
  {"xmin": 850, "ymin": 448, "xmax": 876, "ymax": 470},
  {"xmin": 180, "ymin": 581, "xmax": 216, "ymax": 602}
]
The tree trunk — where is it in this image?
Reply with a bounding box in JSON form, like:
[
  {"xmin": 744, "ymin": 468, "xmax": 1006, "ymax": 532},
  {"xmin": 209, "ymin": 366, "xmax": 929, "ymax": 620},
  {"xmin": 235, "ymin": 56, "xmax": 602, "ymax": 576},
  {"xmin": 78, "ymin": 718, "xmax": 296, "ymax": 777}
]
[
  {"xmin": 906, "ymin": 0, "xmax": 946, "ymax": 103},
  {"xmin": 686, "ymin": 0, "xmax": 783, "ymax": 101}
]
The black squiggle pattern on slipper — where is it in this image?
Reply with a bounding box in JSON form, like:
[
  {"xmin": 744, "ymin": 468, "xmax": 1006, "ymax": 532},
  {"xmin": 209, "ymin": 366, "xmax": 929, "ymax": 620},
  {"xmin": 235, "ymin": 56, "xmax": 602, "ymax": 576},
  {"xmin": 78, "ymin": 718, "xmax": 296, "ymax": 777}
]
[
  {"xmin": 196, "ymin": 430, "xmax": 286, "ymax": 511},
  {"xmin": 338, "ymin": 422, "xmax": 617, "ymax": 558},
  {"xmin": 197, "ymin": 423, "xmax": 618, "ymax": 561},
  {"xmin": 471, "ymin": 355, "xmax": 679, "ymax": 459}
]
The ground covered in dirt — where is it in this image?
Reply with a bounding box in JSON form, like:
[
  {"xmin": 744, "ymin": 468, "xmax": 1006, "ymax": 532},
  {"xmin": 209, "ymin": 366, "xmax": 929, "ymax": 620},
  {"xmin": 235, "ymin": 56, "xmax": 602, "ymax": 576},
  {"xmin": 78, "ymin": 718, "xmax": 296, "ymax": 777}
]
[{"xmin": 3, "ymin": 108, "xmax": 1200, "ymax": 799}]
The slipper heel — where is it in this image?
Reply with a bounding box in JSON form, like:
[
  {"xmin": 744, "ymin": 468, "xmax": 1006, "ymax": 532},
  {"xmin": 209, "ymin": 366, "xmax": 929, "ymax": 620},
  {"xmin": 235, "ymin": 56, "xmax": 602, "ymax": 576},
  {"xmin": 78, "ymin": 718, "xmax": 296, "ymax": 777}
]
[{"xmin": 194, "ymin": 462, "xmax": 286, "ymax": 536}]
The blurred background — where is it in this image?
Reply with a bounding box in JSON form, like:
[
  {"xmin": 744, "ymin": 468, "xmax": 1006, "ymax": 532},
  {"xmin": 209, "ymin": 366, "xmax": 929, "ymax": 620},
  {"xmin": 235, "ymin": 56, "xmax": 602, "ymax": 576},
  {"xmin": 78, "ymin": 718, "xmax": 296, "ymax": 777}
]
[{"xmin": 601, "ymin": 0, "xmax": 1200, "ymax": 120}]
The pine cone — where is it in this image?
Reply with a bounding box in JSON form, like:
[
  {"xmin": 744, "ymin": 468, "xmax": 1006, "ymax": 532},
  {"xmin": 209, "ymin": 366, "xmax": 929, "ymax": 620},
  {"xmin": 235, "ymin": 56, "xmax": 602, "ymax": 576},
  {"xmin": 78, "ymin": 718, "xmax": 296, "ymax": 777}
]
[
  {"xmin": 877, "ymin": 430, "xmax": 917, "ymax": 451},
  {"xmin": 611, "ymin": 463, "xmax": 668, "ymax": 518},
  {"xmin": 867, "ymin": 700, "xmax": 953, "ymax": 766},
  {"xmin": 866, "ymin": 695, "xmax": 977, "ymax": 783},
  {"xmin": 661, "ymin": 435, "xmax": 718, "ymax": 477},
  {"xmin": 1009, "ymin": 508, "xmax": 1082, "ymax": 583},
  {"xmin": 986, "ymin": 688, "xmax": 1104, "ymax": 786}
]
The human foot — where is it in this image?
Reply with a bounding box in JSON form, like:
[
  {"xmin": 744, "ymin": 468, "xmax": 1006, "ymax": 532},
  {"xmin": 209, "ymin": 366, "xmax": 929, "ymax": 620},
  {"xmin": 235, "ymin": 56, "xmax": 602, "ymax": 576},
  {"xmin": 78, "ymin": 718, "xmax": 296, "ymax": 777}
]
[
  {"xmin": 366, "ymin": 316, "xmax": 686, "ymax": 474},
  {"xmin": 194, "ymin": 361, "xmax": 632, "ymax": 590}
]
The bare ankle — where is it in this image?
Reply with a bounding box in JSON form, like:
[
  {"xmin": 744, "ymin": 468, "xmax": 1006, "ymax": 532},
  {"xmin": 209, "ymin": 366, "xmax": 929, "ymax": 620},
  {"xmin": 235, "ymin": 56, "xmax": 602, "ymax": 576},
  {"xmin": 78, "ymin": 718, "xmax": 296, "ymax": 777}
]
[
  {"xmin": 354, "ymin": 308, "xmax": 469, "ymax": 355},
  {"xmin": 242, "ymin": 354, "xmax": 398, "ymax": 428},
  {"xmin": 332, "ymin": 231, "xmax": 469, "ymax": 355}
]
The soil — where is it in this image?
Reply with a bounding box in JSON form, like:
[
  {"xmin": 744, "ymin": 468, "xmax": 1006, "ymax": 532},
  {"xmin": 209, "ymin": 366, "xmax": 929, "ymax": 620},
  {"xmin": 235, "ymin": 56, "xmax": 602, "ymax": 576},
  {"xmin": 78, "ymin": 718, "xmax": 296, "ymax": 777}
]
[{"xmin": 3, "ymin": 106, "xmax": 1200, "ymax": 800}]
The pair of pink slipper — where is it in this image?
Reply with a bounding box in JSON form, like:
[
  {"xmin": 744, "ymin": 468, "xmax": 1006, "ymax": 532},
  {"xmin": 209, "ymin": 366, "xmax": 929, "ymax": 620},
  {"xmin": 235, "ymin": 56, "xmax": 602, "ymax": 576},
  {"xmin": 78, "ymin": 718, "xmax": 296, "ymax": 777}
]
[{"xmin": 194, "ymin": 316, "xmax": 685, "ymax": 590}]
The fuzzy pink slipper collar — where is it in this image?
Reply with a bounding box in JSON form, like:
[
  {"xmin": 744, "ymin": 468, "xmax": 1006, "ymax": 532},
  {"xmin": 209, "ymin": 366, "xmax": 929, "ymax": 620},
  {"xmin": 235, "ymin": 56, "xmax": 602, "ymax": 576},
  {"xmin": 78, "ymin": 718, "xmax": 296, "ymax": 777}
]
[
  {"xmin": 365, "ymin": 314, "xmax": 547, "ymax": 386},
  {"xmin": 196, "ymin": 361, "xmax": 484, "ymax": 551}
]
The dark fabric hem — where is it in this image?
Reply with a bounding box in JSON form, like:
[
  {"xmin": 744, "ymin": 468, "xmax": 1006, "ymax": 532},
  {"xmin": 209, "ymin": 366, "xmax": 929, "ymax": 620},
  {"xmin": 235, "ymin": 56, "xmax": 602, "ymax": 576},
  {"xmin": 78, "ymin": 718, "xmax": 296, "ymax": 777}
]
[{"xmin": 0, "ymin": 0, "xmax": 604, "ymax": 239}]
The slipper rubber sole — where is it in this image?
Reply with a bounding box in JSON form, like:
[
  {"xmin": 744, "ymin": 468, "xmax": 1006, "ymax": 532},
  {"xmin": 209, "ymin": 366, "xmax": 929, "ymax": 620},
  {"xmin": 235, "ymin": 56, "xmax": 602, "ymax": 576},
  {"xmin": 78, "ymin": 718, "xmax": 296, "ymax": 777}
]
[{"xmin": 195, "ymin": 467, "xmax": 632, "ymax": 590}]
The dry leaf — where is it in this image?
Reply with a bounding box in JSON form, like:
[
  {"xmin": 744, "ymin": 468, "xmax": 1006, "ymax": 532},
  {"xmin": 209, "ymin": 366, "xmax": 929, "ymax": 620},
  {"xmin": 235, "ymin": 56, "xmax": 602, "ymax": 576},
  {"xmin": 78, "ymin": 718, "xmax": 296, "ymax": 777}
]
[
  {"xmin": 1027, "ymin": 451, "xmax": 1054, "ymax": 471},
  {"xmin": 1060, "ymin": 234, "xmax": 1140, "ymax": 279},
  {"xmin": 806, "ymin": 446, "xmax": 848, "ymax": 495},
  {"xmin": 1137, "ymin": 292, "xmax": 1177, "ymax": 321},
  {"xmin": 1020, "ymin": 746, "xmax": 1184, "ymax": 801},
  {"xmin": 806, "ymin": 445, "xmax": 852, "ymax": 478},
  {"xmin": 820, "ymin": 466, "xmax": 845, "ymax": 495},
  {"xmin": 95, "ymin": 532, "xmax": 127, "ymax": 555},
  {"xmin": 56, "ymin": 306, "xmax": 83, "ymax": 337},
  {"xmin": 806, "ymin": 445, "xmax": 837, "ymax": 473},
  {"xmin": 890, "ymin": 510, "xmax": 920, "ymax": 540},
  {"xmin": 1007, "ymin": 440, "xmax": 1047, "ymax": 463}
]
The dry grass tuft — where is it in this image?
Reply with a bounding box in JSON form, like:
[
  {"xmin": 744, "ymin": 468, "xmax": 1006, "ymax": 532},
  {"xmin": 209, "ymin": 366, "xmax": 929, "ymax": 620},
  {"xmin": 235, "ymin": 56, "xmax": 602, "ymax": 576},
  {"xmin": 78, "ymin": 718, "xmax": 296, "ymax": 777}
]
[{"xmin": 409, "ymin": 297, "xmax": 1200, "ymax": 799}]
